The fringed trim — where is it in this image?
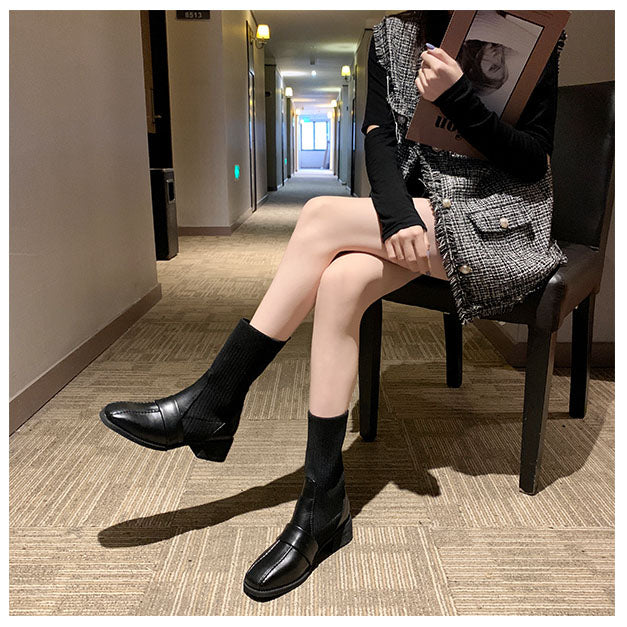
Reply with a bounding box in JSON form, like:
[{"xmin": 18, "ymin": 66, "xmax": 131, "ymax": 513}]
[
  {"xmin": 556, "ymin": 29, "xmax": 567, "ymax": 72},
  {"xmin": 418, "ymin": 148, "xmax": 474, "ymax": 326},
  {"xmin": 371, "ymin": 19, "xmax": 389, "ymax": 72}
]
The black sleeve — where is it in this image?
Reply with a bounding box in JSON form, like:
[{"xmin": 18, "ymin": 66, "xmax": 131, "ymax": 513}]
[
  {"xmin": 432, "ymin": 37, "xmax": 562, "ymax": 183},
  {"xmin": 362, "ymin": 37, "xmax": 428, "ymax": 242}
]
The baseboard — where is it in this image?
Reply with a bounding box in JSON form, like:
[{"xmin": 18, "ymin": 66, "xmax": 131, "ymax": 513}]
[
  {"xmin": 475, "ymin": 319, "xmax": 615, "ymax": 368},
  {"xmin": 9, "ymin": 283, "xmax": 163, "ymax": 435},
  {"xmin": 178, "ymin": 199, "xmax": 268, "ymax": 236}
]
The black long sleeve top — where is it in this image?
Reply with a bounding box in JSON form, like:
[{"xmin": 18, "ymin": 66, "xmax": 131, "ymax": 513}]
[{"xmin": 362, "ymin": 17, "xmax": 561, "ymax": 242}]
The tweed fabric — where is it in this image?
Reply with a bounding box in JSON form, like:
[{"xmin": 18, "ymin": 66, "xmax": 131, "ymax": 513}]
[{"xmin": 372, "ymin": 15, "xmax": 569, "ymax": 325}]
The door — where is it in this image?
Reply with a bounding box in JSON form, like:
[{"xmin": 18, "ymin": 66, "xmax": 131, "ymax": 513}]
[
  {"xmin": 248, "ymin": 70, "xmax": 257, "ymax": 212},
  {"xmin": 140, "ymin": 10, "xmax": 173, "ymax": 168},
  {"xmin": 246, "ymin": 22, "xmax": 257, "ymax": 212},
  {"xmin": 281, "ymin": 104, "xmax": 286, "ymax": 183},
  {"xmin": 350, "ymin": 96, "xmax": 356, "ymax": 191}
]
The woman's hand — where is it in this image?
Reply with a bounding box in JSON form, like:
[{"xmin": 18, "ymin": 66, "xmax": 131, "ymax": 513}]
[
  {"xmin": 385, "ymin": 225, "xmax": 433, "ymax": 275},
  {"xmin": 415, "ymin": 46, "xmax": 464, "ymax": 102}
]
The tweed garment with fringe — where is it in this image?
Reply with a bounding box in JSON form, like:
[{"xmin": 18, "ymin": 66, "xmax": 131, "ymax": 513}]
[{"xmin": 371, "ymin": 14, "xmax": 569, "ymax": 325}]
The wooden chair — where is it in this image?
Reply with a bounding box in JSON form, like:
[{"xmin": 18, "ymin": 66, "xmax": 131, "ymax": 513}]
[{"xmin": 358, "ymin": 81, "xmax": 615, "ymax": 495}]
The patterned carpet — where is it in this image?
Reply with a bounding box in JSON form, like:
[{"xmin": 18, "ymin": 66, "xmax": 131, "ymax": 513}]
[{"xmin": 9, "ymin": 170, "xmax": 615, "ymax": 615}]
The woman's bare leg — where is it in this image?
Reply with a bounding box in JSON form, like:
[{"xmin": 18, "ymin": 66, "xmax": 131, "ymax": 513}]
[
  {"xmin": 249, "ymin": 195, "xmax": 447, "ymax": 341},
  {"xmin": 308, "ymin": 251, "xmax": 425, "ymax": 416}
]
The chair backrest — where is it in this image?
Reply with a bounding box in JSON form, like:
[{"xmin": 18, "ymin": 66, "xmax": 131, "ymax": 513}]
[{"xmin": 552, "ymin": 81, "xmax": 615, "ymax": 259}]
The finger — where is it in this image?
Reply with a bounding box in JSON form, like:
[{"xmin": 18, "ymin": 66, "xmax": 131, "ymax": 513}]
[
  {"xmin": 402, "ymin": 237, "xmax": 417, "ymax": 266},
  {"xmin": 403, "ymin": 237, "xmax": 420, "ymax": 272},
  {"xmin": 423, "ymin": 232, "xmax": 433, "ymax": 275},
  {"xmin": 426, "ymin": 46, "xmax": 453, "ymax": 64},
  {"xmin": 419, "ymin": 65, "xmax": 436, "ymax": 82},
  {"xmin": 412, "ymin": 235, "xmax": 430, "ymax": 276},
  {"xmin": 392, "ymin": 238, "xmax": 404, "ymax": 261},
  {"xmin": 406, "ymin": 238, "xmax": 421, "ymax": 274},
  {"xmin": 426, "ymin": 67, "xmax": 439, "ymax": 82},
  {"xmin": 385, "ymin": 239, "xmax": 396, "ymax": 260},
  {"xmin": 425, "ymin": 247, "xmax": 433, "ymax": 276},
  {"xmin": 423, "ymin": 51, "xmax": 446, "ymax": 72}
]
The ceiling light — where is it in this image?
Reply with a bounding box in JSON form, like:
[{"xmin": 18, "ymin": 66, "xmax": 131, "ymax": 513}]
[{"xmin": 311, "ymin": 70, "xmax": 317, "ymax": 77}]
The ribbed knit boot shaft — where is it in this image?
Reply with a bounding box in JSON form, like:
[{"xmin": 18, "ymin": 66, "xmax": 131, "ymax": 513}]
[
  {"xmin": 304, "ymin": 409, "xmax": 349, "ymax": 491},
  {"xmin": 300, "ymin": 409, "xmax": 349, "ymax": 538},
  {"xmin": 182, "ymin": 317, "xmax": 289, "ymax": 440}
]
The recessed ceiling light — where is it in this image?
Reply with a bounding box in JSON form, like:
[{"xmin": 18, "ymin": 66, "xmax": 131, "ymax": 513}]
[{"xmin": 311, "ymin": 70, "xmax": 317, "ymax": 77}]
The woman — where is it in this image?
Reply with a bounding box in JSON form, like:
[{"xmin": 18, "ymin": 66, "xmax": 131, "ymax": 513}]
[
  {"xmin": 458, "ymin": 39, "xmax": 511, "ymax": 95},
  {"xmin": 100, "ymin": 9, "xmax": 566, "ymax": 601}
]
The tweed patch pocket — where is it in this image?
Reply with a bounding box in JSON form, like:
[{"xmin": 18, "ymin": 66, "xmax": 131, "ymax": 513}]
[{"xmin": 467, "ymin": 205, "xmax": 533, "ymax": 235}]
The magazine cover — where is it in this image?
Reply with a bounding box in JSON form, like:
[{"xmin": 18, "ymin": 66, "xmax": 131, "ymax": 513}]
[{"xmin": 406, "ymin": 9, "xmax": 571, "ymax": 157}]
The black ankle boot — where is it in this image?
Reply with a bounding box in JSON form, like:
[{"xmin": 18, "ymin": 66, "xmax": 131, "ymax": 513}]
[
  {"xmin": 99, "ymin": 317, "xmax": 290, "ymax": 461},
  {"xmin": 243, "ymin": 409, "xmax": 352, "ymax": 601}
]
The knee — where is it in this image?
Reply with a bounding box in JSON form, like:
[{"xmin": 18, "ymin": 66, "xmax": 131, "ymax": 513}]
[
  {"xmin": 299, "ymin": 196, "xmax": 334, "ymax": 229},
  {"xmin": 317, "ymin": 254, "xmax": 376, "ymax": 308}
]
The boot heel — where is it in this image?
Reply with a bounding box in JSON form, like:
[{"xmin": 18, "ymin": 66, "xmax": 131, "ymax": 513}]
[
  {"xmin": 321, "ymin": 514, "xmax": 353, "ymax": 559},
  {"xmin": 189, "ymin": 435, "xmax": 234, "ymax": 462}
]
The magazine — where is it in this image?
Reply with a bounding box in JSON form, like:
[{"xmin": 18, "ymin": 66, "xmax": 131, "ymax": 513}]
[{"xmin": 405, "ymin": 10, "xmax": 572, "ymax": 158}]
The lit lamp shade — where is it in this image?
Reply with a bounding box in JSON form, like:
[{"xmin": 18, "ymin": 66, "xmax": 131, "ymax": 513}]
[
  {"xmin": 341, "ymin": 65, "xmax": 351, "ymax": 77},
  {"xmin": 285, "ymin": 87, "xmax": 293, "ymax": 98},
  {"xmin": 256, "ymin": 24, "xmax": 270, "ymax": 40}
]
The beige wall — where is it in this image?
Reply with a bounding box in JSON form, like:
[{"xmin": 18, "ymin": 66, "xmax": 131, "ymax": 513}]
[
  {"xmin": 166, "ymin": 10, "xmax": 267, "ymax": 229},
  {"xmin": 10, "ymin": 10, "xmax": 158, "ymax": 401}
]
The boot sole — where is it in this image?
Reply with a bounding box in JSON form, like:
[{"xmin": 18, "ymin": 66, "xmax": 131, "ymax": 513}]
[
  {"xmin": 243, "ymin": 513, "xmax": 353, "ymax": 601},
  {"xmin": 99, "ymin": 409, "xmax": 234, "ymax": 462}
]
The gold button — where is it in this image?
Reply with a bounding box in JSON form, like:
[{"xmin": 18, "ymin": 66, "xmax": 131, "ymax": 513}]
[
  {"xmin": 442, "ymin": 198, "xmax": 452, "ymax": 208},
  {"xmin": 500, "ymin": 217, "xmax": 509, "ymax": 229},
  {"xmin": 458, "ymin": 264, "xmax": 472, "ymax": 274}
]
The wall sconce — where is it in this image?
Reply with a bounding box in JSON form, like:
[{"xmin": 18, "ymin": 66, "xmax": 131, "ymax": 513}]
[
  {"xmin": 285, "ymin": 87, "xmax": 293, "ymax": 98},
  {"xmin": 331, "ymin": 99, "xmax": 337, "ymax": 108},
  {"xmin": 341, "ymin": 65, "xmax": 351, "ymax": 82},
  {"xmin": 255, "ymin": 24, "xmax": 270, "ymax": 48}
]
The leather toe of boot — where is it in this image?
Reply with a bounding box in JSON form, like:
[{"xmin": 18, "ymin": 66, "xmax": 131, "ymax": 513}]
[
  {"xmin": 243, "ymin": 526, "xmax": 315, "ymax": 600},
  {"xmin": 100, "ymin": 400, "xmax": 171, "ymax": 449}
]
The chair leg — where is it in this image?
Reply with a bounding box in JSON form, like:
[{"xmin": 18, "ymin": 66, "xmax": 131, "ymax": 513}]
[
  {"xmin": 358, "ymin": 298, "xmax": 382, "ymax": 442},
  {"xmin": 570, "ymin": 293, "xmax": 596, "ymax": 418},
  {"xmin": 519, "ymin": 325, "xmax": 557, "ymax": 495},
  {"xmin": 443, "ymin": 312, "xmax": 463, "ymax": 387}
]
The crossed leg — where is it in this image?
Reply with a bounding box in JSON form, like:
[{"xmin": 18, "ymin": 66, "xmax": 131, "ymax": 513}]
[
  {"xmin": 309, "ymin": 249, "xmax": 430, "ymax": 416},
  {"xmin": 248, "ymin": 194, "xmax": 450, "ymax": 416},
  {"xmin": 249, "ymin": 195, "xmax": 449, "ymax": 342}
]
